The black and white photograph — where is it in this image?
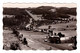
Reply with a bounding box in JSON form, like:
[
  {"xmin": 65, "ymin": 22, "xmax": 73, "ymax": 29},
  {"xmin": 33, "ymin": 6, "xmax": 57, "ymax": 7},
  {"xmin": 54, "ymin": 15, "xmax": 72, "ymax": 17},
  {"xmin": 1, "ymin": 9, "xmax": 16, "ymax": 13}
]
[{"xmin": 3, "ymin": 3, "xmax": 77, "ymax": 50}]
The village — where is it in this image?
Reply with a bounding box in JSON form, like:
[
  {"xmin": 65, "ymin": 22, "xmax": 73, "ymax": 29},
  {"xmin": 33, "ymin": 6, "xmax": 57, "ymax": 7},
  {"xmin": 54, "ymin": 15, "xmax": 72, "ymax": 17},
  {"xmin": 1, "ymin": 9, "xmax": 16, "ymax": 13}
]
[{"xmin": 3, "ymin": 6, "xmax": 77, "ymax": 50}]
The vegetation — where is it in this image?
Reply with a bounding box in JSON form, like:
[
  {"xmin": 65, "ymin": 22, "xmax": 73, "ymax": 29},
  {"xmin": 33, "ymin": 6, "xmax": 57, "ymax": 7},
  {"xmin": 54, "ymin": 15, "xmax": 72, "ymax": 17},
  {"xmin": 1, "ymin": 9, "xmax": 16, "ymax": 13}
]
[
  {"xmin": 56, "ymin": 7, "xmax": 76, "ymax": 15},
  {"xmin": 31, "ymin": 6, "xmax": 76, "ymax": 20},
  {"xmin": 3, "ymin": 8, "xmax": 27, "ymax": 15},
  {"xmin": 3, "ymin": 6, "xmax": 76, "ymax": 28},
  {"xmin": 3, "ymin": 8, "xmax": 30, "ymax": 28}
]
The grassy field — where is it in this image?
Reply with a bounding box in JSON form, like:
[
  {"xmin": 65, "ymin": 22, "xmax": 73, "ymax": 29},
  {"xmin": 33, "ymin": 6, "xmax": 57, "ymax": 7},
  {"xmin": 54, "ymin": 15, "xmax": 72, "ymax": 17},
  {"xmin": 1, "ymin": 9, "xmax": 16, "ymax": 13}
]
[
  {"xmin": 39, "ymin": 21, "xmax": 77, "ymax": 37},
  {"xmin": 3, "ymin": 30, "xmax": 19, "ymax": 50},
  {"xmin": 3, "ymin": 21, "xmax": 76, "ymax": 50}
]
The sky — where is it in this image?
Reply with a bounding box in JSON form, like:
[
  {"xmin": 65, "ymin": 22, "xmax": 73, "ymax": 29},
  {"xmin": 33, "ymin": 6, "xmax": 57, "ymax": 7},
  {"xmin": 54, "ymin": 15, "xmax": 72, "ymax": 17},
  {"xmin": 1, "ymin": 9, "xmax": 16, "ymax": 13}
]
[{"xmin": 3, "ymin": 3, "xmax": 77, "ymax": 8}]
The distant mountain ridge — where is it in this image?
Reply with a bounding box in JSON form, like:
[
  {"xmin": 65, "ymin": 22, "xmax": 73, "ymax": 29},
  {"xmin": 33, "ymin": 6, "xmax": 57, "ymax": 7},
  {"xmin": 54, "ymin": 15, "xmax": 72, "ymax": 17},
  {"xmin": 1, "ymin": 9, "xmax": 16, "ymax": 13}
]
[{"xmin": 3, "ymin": 6, "xmax": 76, "ymax": 16}]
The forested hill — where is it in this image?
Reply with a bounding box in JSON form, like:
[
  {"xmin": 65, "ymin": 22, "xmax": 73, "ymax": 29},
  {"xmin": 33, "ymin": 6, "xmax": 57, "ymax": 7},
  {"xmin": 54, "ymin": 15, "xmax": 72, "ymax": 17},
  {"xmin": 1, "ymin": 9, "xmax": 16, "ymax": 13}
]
[
  {"xmin": 3, "ymin": 8, "xmax": 27, "ymax": 15},
  {"xmin": 31, "ymin": 6, "xmax": 76, "ymax": 15},
  {"xmin": 3, "ymin": 6, "xmax": 76, "ymax": 16}
]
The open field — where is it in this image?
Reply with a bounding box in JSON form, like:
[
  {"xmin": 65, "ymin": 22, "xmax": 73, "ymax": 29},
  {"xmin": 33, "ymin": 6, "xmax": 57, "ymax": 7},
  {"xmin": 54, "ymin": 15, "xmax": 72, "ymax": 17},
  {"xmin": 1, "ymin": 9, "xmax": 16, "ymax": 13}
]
[
  {"xmin": 39, "ymin": 21, "xmax": 77, "ymax": 37},
  {"xmin": 3, "ymin": 30, "xmax": 19, "ymax": 50},
  {"xmin": 3, "ymin": 30, "xmax": 32, "ymax": 50},
  {"xmin": 3, "ymin": 21, "xmax": 76, "ymax": 50},
  {"xmin": 3, "ymin": 30, "xmax": 74, "ymax": 50}
]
